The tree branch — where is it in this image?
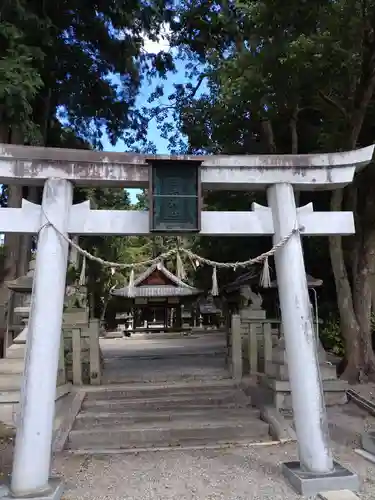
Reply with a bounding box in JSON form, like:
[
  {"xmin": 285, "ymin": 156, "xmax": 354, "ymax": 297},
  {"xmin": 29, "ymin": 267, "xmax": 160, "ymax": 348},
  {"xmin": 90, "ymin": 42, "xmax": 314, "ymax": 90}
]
[
  {"xmin": 290, "ymin": 105, "xmax": 299, "ymax": 154},
  {"xmin": 148, "ymin": 74, "xmax": 209, "ymax": 122},
  {"xmin": 350, "ymin": 64, "xmax": 375, "ymax": 148},
  {"xmin": 318, "ymin": 90, "xmax": 347, "ymax": 119},
  {"xmin": 189, "ymin": 75, "xmax": 207, "ymax": 100},
  {"xmin": 260, "ymin": 119, "xmax": 277, "ymax": 153}
]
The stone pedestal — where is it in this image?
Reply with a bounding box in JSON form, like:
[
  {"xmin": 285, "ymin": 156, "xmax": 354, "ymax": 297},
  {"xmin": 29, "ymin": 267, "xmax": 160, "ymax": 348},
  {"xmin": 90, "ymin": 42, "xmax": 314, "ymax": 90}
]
[
  {"xmin": 62, "ymin": 286, "xmax": 102, "ymax": 385},
  {"xmin": 240, "ymin": 306, "xmax": 266, "ymax": 322},
  {"xmin": 263, "ymin": 336, "xmax": 348, "ymax": 411},
  {"xmin": 239, "ymin": 306, "xmax": 277, "ymax": 373}
]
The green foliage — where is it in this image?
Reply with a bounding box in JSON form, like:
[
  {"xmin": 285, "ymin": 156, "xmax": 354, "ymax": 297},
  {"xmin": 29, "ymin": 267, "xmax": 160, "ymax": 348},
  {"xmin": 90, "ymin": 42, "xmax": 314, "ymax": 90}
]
[
  {"xmin": 320, "ymin": 315, "xmax": 345, "ymax": 357},
  {"xmin": 161, "ymin": 0, "xmax": 375, "ymax": 154},
  {"xmin": 75, "ymin": 187, "xmax": 134, "ymax": 318},
  {"xmin": 148, "ymin": 0, "xmax": 375, "ymax": 364},
  {"xmin": 0, "ymin": 0, "xmax": 175, "ymax": 147},
  {"xmin": 133, "ymin": 190, "xmax": 149, "ymax": 210},
  {"xmin": 0, "ymin": 2, "xmax": 44, "ymax": 139}
]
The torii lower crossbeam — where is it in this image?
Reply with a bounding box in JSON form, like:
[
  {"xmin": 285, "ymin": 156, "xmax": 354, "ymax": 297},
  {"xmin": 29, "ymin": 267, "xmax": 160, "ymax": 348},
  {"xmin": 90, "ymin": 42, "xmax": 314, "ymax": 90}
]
[{"xmin": 0, "ymin": 199, "xmax": 355, "ymax": 236}]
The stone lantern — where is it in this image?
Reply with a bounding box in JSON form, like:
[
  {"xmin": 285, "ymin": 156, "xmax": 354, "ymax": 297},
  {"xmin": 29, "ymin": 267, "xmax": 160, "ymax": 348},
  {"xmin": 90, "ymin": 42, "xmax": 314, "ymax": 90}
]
[{"xmin": 5, "ymin": 259, "xmax": 35, "ymax": 354}]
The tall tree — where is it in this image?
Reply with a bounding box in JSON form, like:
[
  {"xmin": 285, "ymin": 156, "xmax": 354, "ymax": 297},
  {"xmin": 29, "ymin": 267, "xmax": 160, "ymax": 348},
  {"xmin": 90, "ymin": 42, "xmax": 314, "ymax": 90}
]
[
  {"xmin": 0, "ymin": 0, "xmax": 174, "ymax": 326},
  {"xmin": 157, "ymin": 0, "xmax": 375, "ymax": 381},
  {"xmin": 1, "ymin": 0, "xmax": 174, "ymax": 146}
]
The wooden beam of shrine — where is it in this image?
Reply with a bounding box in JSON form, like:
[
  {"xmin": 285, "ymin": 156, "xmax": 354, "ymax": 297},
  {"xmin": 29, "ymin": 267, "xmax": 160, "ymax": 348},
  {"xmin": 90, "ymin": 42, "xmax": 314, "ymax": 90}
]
[{"xmin": 0, "ymin": 200, "xmax": 355, "ymax": 236}]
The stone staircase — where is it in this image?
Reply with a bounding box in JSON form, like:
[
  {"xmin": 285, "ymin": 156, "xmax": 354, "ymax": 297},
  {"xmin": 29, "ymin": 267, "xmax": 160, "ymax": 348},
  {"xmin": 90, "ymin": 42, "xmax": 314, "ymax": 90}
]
[{"xmin": 66, "ymin": 380, "xmax": 271, "ymax": 452}]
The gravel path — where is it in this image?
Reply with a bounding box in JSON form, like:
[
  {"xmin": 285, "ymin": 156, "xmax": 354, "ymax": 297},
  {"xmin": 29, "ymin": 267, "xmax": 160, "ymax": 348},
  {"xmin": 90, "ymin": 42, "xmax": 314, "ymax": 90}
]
[
  {"xmin": 4, "ymin": 364, "xmax": 375, "ymax": 498},
  {"xmin": 54, "ymin": 445, "xmax": 306, "ymax": 500},
  {"xmin": 1, "ymin": 402, "xmax": 375, "ymax": 499},
  {"xmin": 52, "ymin": 442, "xmax": 375, "ymax": 500},
  {"xmin": 50, "ymin": 400, "xmax": 375, "ymax": 500},
  {"xmin": 100, "ymin": 334, "xmax": 229, "ymax": 384}
]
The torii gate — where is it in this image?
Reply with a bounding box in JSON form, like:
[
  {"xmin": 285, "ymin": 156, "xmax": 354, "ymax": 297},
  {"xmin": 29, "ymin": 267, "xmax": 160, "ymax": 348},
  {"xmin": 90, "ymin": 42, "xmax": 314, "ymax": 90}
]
[{"xmin": 0, "ymin": 143, "xmax": 373, "ymax": 499}]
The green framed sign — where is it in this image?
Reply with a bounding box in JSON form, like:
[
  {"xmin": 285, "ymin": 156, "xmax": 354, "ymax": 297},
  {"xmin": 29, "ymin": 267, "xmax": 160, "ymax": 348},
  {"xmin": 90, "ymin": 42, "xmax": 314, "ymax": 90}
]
[{"xmin": 148, "ymin": 159, "xmax": 202, "ymax": 232}]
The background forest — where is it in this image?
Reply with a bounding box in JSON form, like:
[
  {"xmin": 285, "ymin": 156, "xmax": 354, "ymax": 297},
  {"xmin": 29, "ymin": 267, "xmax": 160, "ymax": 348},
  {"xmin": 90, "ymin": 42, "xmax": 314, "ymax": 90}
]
[{"xmin": 1, "ymin": 0, "xmax": 375, "ymax": 382}]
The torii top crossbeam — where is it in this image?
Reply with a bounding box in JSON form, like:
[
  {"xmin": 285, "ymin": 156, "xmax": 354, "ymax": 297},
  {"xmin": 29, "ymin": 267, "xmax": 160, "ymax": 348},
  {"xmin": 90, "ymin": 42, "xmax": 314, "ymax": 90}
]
[{"xmin": 0, "ymin": 143, "xmax": 374, "ymax": 189}]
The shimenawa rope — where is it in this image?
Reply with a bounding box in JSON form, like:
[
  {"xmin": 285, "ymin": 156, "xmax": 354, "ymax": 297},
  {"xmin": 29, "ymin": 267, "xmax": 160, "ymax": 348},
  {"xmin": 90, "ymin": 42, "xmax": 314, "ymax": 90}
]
[{"xmin": 38, "ymin": 207, "xmax": 301, "ymax": 293}]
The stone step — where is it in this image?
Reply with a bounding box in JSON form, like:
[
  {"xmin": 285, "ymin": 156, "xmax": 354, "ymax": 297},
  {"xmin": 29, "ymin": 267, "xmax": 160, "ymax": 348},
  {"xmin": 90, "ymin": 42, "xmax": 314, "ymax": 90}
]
[
  {"xmin": 0, "ymin": 382, "xmax": 71, "ymax": 404},
  {"xmin": 6, "ymin": 345, "xmax": 26, "ymax": 359},
  {"xmin": 74, "ymin": 407, "xmax": 262, "ymax": 430},
  {"xmin": 0, "ymin": 374, "xmax": 23, "ymax": 391},
  {"xmin": 0, "ymin": 360, "xmax": 25, "ymax": 375},
  {"xmin": 0, "ymin": 390, "xmax": 22, "ymax": 404},
  {"xmin": 82, "ymin": 391, "xmax": 250, "ymax": 412},
  {"xmin": 84, "ymin": 384, "xmax": 241, "ymax": 401},
  {"xmin": 102, "ymin": 374, "xmax": 231, "ymax": 385},
  {"xmin": 67, "ymin": 420, "xmax": 270, "ymax": 450}
]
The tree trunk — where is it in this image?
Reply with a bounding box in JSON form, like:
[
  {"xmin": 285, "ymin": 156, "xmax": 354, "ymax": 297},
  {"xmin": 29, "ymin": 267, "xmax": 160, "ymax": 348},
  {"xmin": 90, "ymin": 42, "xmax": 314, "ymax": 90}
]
[
  {"xmin": 0, "ymin": 186, "xmax": 23, "ymax": 328},
  {"xmin": 329, "ymin": 189, "xmax": 361, "ymax": 382},
  {"xmin": 352, "ymin": 227, "xmax": 375, "ymax": 379},
  {"xmin": 290, "ymin": 106, "xmax": 299, "ymax": 154},
  {"xmin": 261, "ymin": 119, "xmax": 277, "ymax": 153},
  {"xmin": 17, "ymin": 187, "xmax": 39, "ymax": 277},
  {"xmin": 0, "ymin": 126, "xmax": 28, "ymax": 329},
  {"xmin": 371, "ymin": 274, "xmax": 375, "ymax": 314},
  {"xmin": 328, "ymin": 63, "xmax": 375, "ymax": 381}
]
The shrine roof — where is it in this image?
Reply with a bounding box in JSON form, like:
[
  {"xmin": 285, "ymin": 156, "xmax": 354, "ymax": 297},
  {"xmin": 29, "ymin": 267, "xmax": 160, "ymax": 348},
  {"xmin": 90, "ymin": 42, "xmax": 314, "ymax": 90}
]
[
  {"xmin": 111, "ymin": 262, "xmax": 201, "ymax": 298},
  {"xmin": 112, "ymin": 285, "xmax": 200, "ymax": 298},
  {"xmin": 224, "ymin": 270, "xmax": 322, "ymax": 292},
  {"xmin": 268, "ymin": 274, "xmax": 323, "ymax": 288},
  {"xmin": 0, "ymin": 143, "xmax": 373, "ymax": 190}
]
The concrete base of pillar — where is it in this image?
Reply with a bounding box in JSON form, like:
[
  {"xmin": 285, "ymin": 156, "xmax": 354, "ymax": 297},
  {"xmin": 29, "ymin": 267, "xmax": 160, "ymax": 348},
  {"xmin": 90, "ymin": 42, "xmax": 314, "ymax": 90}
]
[
  {"xmin": 282, "ymin": 461, "xmax": 359, "ymax": 497},
  {"xmin": 3, "ymin": 478, "xmax": 63, "ymax": 500}
]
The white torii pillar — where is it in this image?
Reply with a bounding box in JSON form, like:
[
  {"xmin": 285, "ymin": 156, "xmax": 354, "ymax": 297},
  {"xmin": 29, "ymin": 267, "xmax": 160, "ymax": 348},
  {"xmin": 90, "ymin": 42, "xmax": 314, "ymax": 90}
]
[
  {"xmin": 0, "ymin": 178, "xmax": 359, "ymax": 498},
  {"xmin": 11, "ymin": 179, "xmax": 72, "ymax": 498},
  {"xmin": 267, "ymin": 184, "xmax": 332, "ymax": 468}
]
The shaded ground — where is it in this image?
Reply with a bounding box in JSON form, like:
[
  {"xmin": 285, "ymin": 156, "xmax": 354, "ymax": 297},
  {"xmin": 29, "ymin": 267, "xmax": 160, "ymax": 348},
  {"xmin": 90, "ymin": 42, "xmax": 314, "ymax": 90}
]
[
  {"xmin": 50, "ymin": 397, "xmax": 375, "ymax": 499},
  {"xmin": 51, "ymin": 380, "xmax": 375, "ymax": 499},
  {"xmin": 100, "ymin": 332, "xmax": 229, "ymax": 384},
  {"xmin": 52, "ymin": 440, "xmax": 375, "ymax": 500}
]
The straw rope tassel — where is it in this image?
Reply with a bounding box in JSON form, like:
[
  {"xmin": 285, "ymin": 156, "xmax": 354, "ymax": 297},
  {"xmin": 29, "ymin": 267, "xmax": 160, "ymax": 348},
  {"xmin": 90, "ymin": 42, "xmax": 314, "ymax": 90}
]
[
  {"xmin": 211, "ymin": 266, "xmax": 219, "ymax": 296},
  {"xmin": 259, "ymin": 256, "xmax": 271, "ymax": 288},
  {"xmin": 128, "ymin": 267, "xmax": 135, "ymax": 298},
  {"xmin": 78, "ymin": 255, "xmax": 86, "ymax": 286}
]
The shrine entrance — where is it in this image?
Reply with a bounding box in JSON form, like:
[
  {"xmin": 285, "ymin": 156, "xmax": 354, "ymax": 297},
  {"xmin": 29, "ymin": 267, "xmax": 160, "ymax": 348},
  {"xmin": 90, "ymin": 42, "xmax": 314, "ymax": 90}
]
[
  {"xmin": 0, "ymin": 143, "xmax": 372, "ymax": 498},
  {"xmin": 101, "ymin": 260, "xmax": 228, "ymax": 384},
  {"xmin": 99, "ymin": 330, "xmax": 228, "ymax": 384}
]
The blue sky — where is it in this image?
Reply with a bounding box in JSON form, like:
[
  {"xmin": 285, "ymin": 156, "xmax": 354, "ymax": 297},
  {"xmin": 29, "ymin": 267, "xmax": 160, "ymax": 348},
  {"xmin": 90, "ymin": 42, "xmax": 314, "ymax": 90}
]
[
  {"xmin": 101, "ymin": 33, "xmax": 182, "ymax": 204},
  {"xmin": 100, "ymin": 31, "xmax": 206, "ymax": 204}
]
